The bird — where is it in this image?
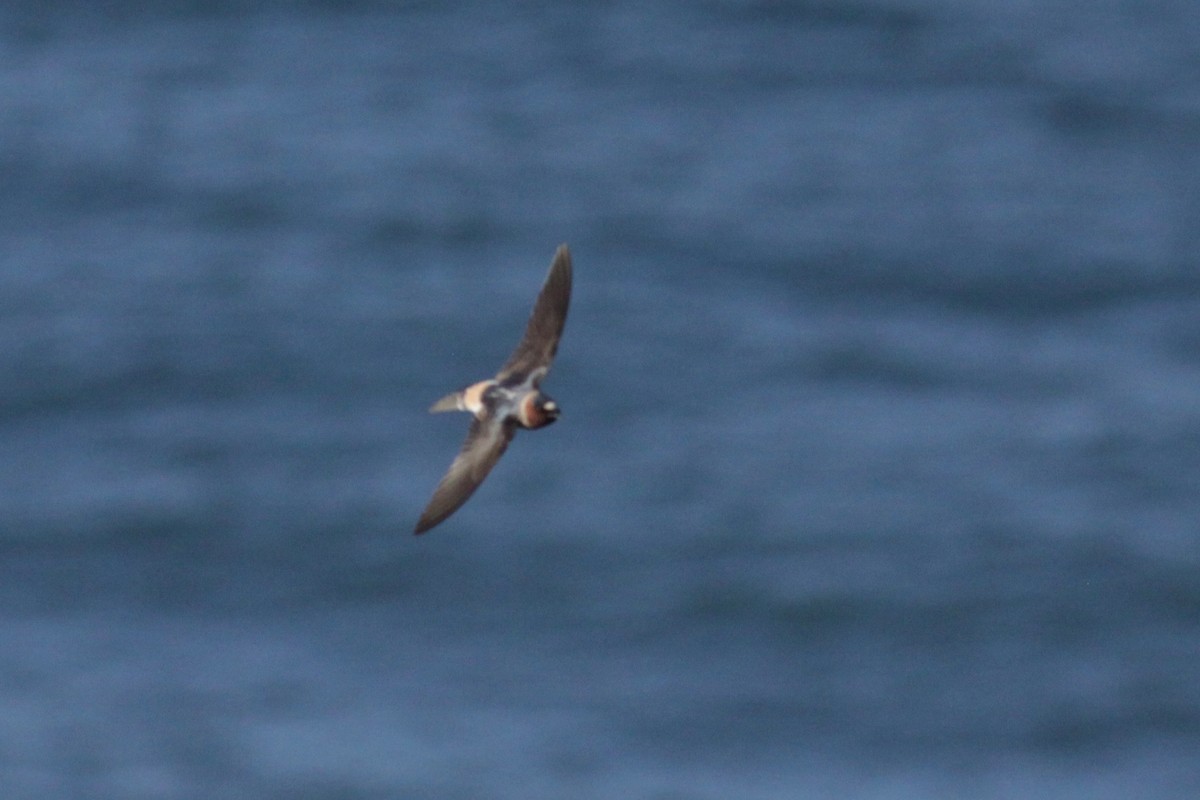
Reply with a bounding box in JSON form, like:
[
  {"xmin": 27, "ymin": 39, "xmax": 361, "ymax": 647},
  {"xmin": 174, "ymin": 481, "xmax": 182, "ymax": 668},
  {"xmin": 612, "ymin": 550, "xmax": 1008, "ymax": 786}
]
[{"xmin": 414, "ymin": 244, "xmax": 572, "ymax": 534}]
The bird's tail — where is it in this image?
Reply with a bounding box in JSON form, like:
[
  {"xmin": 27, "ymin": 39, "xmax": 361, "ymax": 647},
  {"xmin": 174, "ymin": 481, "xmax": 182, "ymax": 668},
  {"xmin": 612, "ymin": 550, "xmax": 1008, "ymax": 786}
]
[{"xmin": 429, "ymin": 391, "xmax": 464, "ymax": 413}]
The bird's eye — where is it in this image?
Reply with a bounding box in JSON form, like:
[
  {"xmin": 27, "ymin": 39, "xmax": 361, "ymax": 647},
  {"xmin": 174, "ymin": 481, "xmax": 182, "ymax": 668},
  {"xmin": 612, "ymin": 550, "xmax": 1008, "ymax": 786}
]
[{"xmin": 543, "ymin": 401, "xmax": 557, "ymax": 411}]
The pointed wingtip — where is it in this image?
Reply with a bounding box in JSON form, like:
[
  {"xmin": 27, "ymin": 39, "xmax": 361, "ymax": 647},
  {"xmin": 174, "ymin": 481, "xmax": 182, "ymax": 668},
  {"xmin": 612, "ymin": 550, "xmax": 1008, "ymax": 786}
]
[
  {"xmin": 553, "ymin": 243, "xmax": 571, "ymax": 269},
  {"xmin": 548, "ymin": 243, "xmax": 572, "ymax": 292}
]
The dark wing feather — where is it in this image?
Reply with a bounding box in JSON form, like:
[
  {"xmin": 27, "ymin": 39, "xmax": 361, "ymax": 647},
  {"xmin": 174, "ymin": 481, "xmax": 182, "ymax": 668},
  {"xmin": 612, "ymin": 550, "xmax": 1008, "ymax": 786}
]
[
  {"xmin": 495, "ymin": 244, "xmax": 572, "ymax": 385},
  {"xmin": 414, "ymin": 416, "xmax": 515, "ymax": 534}
]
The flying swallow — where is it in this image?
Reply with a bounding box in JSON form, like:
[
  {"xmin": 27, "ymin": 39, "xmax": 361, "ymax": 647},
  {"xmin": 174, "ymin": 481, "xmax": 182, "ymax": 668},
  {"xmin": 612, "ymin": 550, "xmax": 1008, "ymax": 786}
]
[{"xmin": 414, "ymin": 244, "xmax": 572, "ymax": 534}]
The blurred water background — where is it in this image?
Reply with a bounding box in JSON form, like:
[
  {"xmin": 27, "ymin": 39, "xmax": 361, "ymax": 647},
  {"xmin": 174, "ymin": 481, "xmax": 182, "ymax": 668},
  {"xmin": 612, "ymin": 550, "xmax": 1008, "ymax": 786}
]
[{"xmin": 2, "ymin": 2, "xmax": 1199, "ymax": 798}]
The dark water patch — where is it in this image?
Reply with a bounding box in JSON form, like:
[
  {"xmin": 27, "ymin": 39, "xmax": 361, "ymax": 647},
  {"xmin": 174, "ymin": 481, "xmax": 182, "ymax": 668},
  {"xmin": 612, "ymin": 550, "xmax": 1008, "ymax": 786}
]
[{"xmin": 778, "ymin": 252, "xmax": 1200, "ymax": 319}]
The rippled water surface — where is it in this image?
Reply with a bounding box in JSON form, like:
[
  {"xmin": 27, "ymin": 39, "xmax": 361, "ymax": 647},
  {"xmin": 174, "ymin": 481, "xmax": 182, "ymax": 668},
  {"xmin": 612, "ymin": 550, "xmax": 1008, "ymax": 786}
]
[{"xmin": 2, "ymin": 2, "xmax": 1199, "ymax": 797}]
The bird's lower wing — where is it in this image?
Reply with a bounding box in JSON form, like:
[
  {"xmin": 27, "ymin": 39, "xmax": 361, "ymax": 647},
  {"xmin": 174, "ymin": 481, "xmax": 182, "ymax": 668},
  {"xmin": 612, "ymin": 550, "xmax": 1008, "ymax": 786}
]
[{"xmin": 414, "ymin": 417, "xmax": 515, "ymax": 534}]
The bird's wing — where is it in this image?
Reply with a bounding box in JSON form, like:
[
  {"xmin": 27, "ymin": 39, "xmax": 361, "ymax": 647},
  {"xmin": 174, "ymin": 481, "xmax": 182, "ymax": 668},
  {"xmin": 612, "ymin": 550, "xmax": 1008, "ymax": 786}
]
[
  {"xmin": 414, "ymin": 416, "xmax": 516, "ymax": 534},
  {"xmin": 495, "ymin": 244, "xmax": 572, "ymax": 386}
]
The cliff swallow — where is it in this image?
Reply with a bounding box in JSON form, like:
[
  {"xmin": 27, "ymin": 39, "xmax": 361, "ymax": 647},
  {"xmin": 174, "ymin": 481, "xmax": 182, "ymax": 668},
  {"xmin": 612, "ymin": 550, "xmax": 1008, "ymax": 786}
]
[{"xmin": 414, "ymin": 244, "xmax": 572, "ymax": 534}]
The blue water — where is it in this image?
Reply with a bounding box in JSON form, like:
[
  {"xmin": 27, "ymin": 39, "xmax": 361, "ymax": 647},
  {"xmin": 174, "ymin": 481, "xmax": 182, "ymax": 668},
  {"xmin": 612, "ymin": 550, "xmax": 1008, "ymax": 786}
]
[{"xmin": 2, "ymin": 2, "xmax": 1199, "ymax": 797}]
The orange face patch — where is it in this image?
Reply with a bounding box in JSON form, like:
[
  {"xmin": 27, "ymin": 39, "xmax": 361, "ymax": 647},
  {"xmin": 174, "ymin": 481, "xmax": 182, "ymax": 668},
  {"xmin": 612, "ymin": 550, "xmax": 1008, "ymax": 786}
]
[{"xmin": 519, "ymin": 393, "xmax": 543, "ymax": 428}]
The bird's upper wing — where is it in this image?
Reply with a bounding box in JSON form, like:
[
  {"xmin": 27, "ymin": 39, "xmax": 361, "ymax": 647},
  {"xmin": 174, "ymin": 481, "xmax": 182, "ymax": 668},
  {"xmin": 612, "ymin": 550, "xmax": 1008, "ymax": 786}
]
[
  {"xmin": 495, "ymin": 244, "xmax": 572, "ymax": 385},
  {"xmin": 414, "ymin": 415, "xmax": 516, "ymax": 534}
]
